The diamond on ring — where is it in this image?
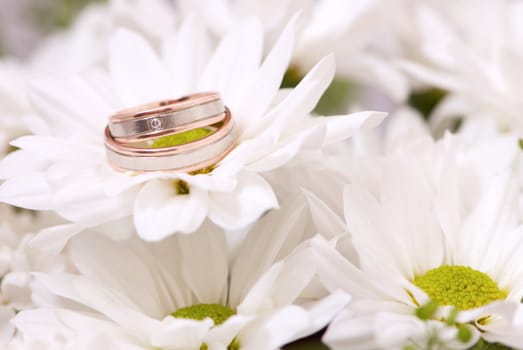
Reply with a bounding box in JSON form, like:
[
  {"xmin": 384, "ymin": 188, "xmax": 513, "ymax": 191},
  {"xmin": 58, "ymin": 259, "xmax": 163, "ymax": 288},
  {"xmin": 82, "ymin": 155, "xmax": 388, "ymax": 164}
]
[{"xmin": 149, "ymin": 117, "xmax": 162, "ymax": 130}]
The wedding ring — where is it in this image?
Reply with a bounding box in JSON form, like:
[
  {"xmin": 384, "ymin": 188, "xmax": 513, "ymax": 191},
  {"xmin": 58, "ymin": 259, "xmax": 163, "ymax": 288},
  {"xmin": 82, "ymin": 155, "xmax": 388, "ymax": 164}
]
[
  {"xmin": 109, "ymin": 92, "xmax": 225, "ymax": 142},
  {"xmin": 104, "ymin": 107, "xmax": 235, "ymax": 172}
]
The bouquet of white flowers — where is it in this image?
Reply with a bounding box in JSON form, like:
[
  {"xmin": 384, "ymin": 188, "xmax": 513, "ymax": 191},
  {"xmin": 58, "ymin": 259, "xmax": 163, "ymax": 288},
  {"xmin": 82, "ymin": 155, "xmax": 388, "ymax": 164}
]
[{"xmin": 0, "ymin": 1, "xmax": 522, "ymax": 349}]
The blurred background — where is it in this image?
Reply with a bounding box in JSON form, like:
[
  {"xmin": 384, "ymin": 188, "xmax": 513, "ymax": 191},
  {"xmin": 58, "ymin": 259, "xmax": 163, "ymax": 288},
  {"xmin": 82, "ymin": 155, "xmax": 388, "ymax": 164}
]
[{"xmin": 0, "ymin": 0, "xmax": 105, "ymax": 58}]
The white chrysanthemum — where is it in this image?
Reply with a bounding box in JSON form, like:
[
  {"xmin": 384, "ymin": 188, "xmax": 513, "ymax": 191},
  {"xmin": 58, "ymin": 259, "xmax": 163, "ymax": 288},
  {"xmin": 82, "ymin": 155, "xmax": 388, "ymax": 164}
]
[
  {"xmin": 14, "ymin": 201, "xmax": 349, "ymax": 350},
  {"xmin": 307, "ymin": 134, "xmax": 523, "ymax": 349},
  {"xmin": 177, "ymin": 0, "xmax": 409, "ymax": 101},
  {"xmin": 0, "ymin": 17, "xmax": 385, "ymax": 242}
]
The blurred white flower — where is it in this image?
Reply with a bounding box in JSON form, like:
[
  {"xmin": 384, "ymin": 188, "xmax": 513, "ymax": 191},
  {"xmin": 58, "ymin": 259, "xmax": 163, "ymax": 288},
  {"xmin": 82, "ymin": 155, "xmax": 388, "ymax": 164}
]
[
  {"xmin": 0, "ymin": 17, "xmax": 385, "ymax": 242},
  {"xmin": 308, "ymin": 133, "xmax": 523, "ymax": 349},
  {"xmin": 15, "ymin": 202, "xmax": 349, "ymax": 350},
  {"xmin": 397, "ymin": 0, "xmax": 523, "ymax": 135},
  {"xmin": 0, "ymin": 0, "xmax": 178, "ymax": 158},
  {"xmin": 178, "ymin": 0, "xmax": 409, "ymax": 102},
  {"xmin": 0, "ymin": 3, "xmax": 111, "ymax": 159},
  {"xmin": 0, "ymin": 205, "xmax": 67, "ymax": 347},
  {"xmin": 111, "ymin": 0, "xmax": 177, "ymax": 44}
]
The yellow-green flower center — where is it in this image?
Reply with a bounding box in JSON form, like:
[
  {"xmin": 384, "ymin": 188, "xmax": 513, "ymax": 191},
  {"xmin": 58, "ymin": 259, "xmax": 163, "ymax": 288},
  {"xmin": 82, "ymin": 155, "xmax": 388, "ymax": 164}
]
[
  {"xmin": 171, "ymin": 304, "xmax": 239, "ymax": 350},
  {"xmin": 151, "ymin": 128, "xmax": 213, "ymax": 148},
  {"xmin": 151, "ymin": 128, "xmax": 215, "ymax": 195},
  {"xmin": 171, "ymin": 303, "xmax": 235, "ymax": 326},
  {"xmin": 414, "ymin": 265, "xmax": 507, "ymax": 310}
]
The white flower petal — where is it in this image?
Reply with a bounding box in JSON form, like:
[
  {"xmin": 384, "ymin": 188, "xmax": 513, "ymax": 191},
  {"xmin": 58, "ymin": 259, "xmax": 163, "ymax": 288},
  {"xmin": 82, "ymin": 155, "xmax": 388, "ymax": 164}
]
[
  {"xmin": 0, "ymin": 173, "xmax": 53, "ymax": 210},
  {"xmin": 54, "ymin": 181, "xmax": 136, "ymax": 223},
  {"xmin": 459, "ymin": 171, "xmax": 518, "ymax": 268},
  {"xmin": 477, "ymin": 303, "xmax": 523, "ymax": 347},
  {"xmin": 323, "ymin": 111, "xmax": 387, "ymax": 145},
  {"xmin": 323, "ymin": 309, "xmax": 377, "ymax": 350},
  {"xmin": 10, "ymin": 135, "xmax": 103, "ymax": 163},
  {"xmin": 29, "ymin": 223, "xmax": 88, "ymax": 255},
  {"xmin": 238, "ymin": 306, "xmax": 310, "ymax": 350},
  {"xmin": 237, "ymin": 242, "xmax": 319, "ymax": 315},
  {"xmin": 244, "ymin": 124, "xmax": 326, "ymax": 172},
  {"xmin": 198, "ymin": 19, "xmax": 263, "ymax": 112},
  {"xmin": 1, "ymin": 272, "xmax": 32, "ymax": 310},
  {"xmin": 241, "ymin": 53, "xmax": 335, "ymax": 141},
  {"xmin": 103, "ymin": 172, "xmax": 166, "ymax": 196},
  {"xmin": 27, "ymin": 75, "xmax": 115, "ymax": 139},
  {"xmin": 207, "ymin": 172, "xmax": 278, "ymax": 230},
  {"xmin": 151, "ymin": 317, "xmax": 213, "ymax": 350},
  {"xmin": 236, "ymin": 14, "xmax": 298, "ymax": 122},
  {"xmin": 310, "ymin": 235, "xmax": 386, "ymax": 300},
  {"xmin": 0, "ymin": 307, "xmax": 15, "ymax": 346},
  {"xmin": 0, "ymin": 150, "xmax": 49, "ymax": 180},
  {"xmin": 109, "ymin": 29, "xmax": 174, "ymax": 106},
  {"xmin": 283, "ymin": 52, "xmax": 335, "ymax": 118},
  {"xmin": 204, "ymin": 314, "xmax": 251, "ymax": 350},
  {"xmin": 177, "ymin": 226, "xmax": 228, "ymax": 304},
  {"xmin": 343, "ymin": 184, "xmax": 411, "ymax": 277},
  {"xmin": 134, "ymin": 180, "xmax": 209, "ymax": 240},
  {"xmin": 229, "ymin": 199, "xmax": 309, "ymax": 306},
  {"xmin": 303, "ymin": 189, "xmax": 346, "ymax": 239},
  {"xmin": 162, "ymin": 16, "xmax": 211, "ymax": 95},
  {"xmin": 299, "ymin": 290, "xmax": 352, "ymax": 338}
]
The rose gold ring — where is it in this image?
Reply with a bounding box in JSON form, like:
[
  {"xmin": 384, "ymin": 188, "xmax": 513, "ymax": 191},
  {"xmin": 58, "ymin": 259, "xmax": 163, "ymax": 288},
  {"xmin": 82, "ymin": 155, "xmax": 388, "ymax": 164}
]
[
  {"xmin": 109, "ymin": 92, "xmax": 225, "ymax": 143},
  {"xmin": 104, "ymin": 107, "xmax": 235, "ymax": 172}
]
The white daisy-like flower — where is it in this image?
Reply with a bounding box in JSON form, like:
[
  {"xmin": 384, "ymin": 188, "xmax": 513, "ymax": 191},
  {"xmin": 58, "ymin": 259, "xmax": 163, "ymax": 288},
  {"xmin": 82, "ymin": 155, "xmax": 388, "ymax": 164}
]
[
  {"xmin": 307, "ymin": 133, "xmax": 523, "ymax": 349},
  {"xmin": 14, "ymin": 201, "xmax": 350, "ymax": 350},
  {"xmin": 178, "ymin": 0, "xmax": 409, "ymax": 102},
  {"xmin": 0, "ymin": 17, "xmax": 385, "ymax": 242}
]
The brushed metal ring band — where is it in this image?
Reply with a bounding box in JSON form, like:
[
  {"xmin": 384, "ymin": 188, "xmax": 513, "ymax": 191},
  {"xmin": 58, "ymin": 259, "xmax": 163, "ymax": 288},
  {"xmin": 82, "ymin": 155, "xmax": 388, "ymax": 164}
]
[
  {"xmin": 105, "ymin": 133, "xmax": 235, "ymax": 173},
  {"xmin": 104, "ymin": 107, "xmax": 235, "ymax": 172},
  {"xmin": 108, "ymin": 92, "xmax": 225, "ymax": 142}
]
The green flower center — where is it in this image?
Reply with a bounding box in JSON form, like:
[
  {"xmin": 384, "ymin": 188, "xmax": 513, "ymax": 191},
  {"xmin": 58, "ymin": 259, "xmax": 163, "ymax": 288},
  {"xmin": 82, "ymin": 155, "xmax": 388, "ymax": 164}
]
[
  {"xmin": 151, "ymin": 128, "xmax": 216, "ymax": 195},
  {"xmin": 151, "ymin": 128, "xmax": 213, "ymax": 148},
  {"xmin": 171, "ymin": 303, "xmax": 235, "ymax": 326},
  {"xmin": 171, "ymin": 304, "xmax": 238, "ymax": 350},
  {"xmin": 414, "ymin": 265, "xmax": 507, "ymax": 310}
]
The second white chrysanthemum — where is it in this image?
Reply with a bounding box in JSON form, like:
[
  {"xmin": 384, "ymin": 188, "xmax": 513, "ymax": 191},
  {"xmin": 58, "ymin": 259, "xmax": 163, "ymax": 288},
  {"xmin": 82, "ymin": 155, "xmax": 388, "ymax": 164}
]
[
  {"xmin": 14, "ymin": 201, "xmax": 349, "ymax": 350},
  {"xmin": 310, "ymin": 133, "xmax": 523, "ymax": 349}
]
